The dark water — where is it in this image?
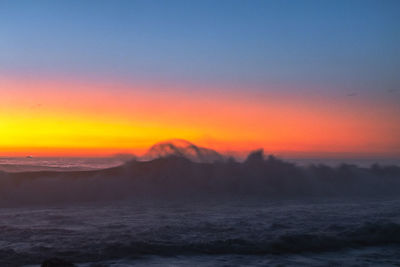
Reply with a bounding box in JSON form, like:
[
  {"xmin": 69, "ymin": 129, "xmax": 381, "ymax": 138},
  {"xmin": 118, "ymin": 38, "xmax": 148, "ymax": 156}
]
[
  {"xmin": 1, "ymin": 156, "xmax": 400, "ymax": 266},
  {"xmin": 2, "ymin": 198, "xmax": 400, "ymax": 266}
]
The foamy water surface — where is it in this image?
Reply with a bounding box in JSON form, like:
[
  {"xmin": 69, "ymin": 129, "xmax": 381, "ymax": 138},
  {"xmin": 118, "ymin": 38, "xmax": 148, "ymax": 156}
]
[{"xmin": 1, "ymin": 198, "xmax": 400, "ymax": 266}]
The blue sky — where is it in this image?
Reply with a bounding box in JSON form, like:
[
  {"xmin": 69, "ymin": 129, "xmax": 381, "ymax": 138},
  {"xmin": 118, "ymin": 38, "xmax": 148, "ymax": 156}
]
[{"xmin": 1, "ymin": 0, "xmax": 399, "ymax": 93}]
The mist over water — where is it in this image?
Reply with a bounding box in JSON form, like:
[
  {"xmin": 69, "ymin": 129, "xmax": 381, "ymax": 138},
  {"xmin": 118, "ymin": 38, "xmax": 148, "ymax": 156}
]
[
  {"xmin": 1, "ymin": 141, "xmax": 400, "ymax": 266},
  {"xmin": 1, "ymin": 144, "xmax": 400, "ymax": 205}
]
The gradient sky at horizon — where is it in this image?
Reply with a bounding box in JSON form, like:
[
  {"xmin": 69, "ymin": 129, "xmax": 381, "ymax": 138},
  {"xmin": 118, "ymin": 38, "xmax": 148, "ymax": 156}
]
[{"xmin": 0, "ymin": 0, "xmax": 399, "ymax": 157}]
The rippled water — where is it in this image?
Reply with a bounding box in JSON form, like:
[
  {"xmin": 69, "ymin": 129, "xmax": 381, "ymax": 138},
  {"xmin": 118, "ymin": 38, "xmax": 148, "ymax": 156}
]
[
  {"xmin": 0, "ymin": 157, "xmax": 129, "ymax": 172},
  {"xmin": 2, "ymin": 198, "xmax": 400, "ymax": 266}
]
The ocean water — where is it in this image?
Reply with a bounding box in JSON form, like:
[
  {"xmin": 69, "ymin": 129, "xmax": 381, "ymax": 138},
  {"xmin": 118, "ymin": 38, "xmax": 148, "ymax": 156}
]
[
  {"xmin": 0, "ymin": 157, "xmax": 130, "ymax": 172},
  {"xmin": 1, "ymin": 198, "xmax": 400, "ymax": 266},
  {"xmin": 1, "ymin": 156, "xmax": 399, "ymax": 173},
  {"xmin": 1, "ymin": 156, "xmax": 400, "ymax": 266}
]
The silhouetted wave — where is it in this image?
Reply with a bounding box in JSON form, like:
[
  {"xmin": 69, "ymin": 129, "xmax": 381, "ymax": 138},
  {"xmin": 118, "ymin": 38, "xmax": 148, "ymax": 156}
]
[
  {"xmin": 143, "ymin": 139, "xmax": 224, "ymax": 163},
  {"xmin": 1, "ymin": 146, "xmax": 400, "ymax": 205}
]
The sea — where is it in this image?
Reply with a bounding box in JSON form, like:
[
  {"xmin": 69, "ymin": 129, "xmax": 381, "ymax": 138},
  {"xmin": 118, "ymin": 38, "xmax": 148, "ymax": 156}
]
[
  {"xmin": 1, "ymin": 157, "xmax": 400, "ymax": 266},
  {"xmin": 1, "ymin": 156, "xmax": 399, "ymax": 173}
]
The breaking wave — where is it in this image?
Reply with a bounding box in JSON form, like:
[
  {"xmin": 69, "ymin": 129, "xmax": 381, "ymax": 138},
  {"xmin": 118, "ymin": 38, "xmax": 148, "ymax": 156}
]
[
  {"xmin": 1, "ymin": 141, "xmax": 400, "ymax": 205},
  {"xmin": 143, "ymin": 139, "xmax": 224, "ymax": 163}
]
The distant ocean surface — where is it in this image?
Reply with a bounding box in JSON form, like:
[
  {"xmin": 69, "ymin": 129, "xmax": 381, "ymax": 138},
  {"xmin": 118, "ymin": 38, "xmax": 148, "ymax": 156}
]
[
  {"xmin": 1, "ymin": 156, "xmax": 400, "ymax": 266},
  {"xmin": 1, "ymin": 156, "xmax": 399, "ymax": 173},
  {"xmin": 0, "ymin": 157, "xmax": 129, "ymax": 172}
]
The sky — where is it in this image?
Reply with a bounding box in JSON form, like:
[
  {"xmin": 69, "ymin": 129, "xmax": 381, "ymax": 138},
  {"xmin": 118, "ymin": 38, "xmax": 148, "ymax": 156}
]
[{"xmin": 0, "ymin": 0, "xmax": 399, "ymax": 157}]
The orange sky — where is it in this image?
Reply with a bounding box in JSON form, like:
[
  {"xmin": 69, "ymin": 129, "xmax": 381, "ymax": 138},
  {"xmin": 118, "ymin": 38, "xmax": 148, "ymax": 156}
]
[{"xmin": 1, "ymin": 76, "xmax": 399, "ymax": 158}]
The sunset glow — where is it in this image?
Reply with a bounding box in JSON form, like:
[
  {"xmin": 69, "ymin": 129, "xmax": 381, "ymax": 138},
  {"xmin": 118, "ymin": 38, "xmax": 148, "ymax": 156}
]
[
  {"xmin": 1, "ymin": 76, "xmax": 398, "ymax": 157},
  {"xmin": 1, "ymin": 0, "xmax": 399, "ymax": 158}
]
